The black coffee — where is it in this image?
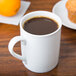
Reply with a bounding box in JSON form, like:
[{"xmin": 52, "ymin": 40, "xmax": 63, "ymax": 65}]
[{"xmin": 23, "ymin": 17, "xmax": 58, "ymax": 35}]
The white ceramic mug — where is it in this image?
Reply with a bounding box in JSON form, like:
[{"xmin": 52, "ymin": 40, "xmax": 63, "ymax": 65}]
[{"xmin": 8, "ymin": 11, "xmax": 62, "ymax": 73}]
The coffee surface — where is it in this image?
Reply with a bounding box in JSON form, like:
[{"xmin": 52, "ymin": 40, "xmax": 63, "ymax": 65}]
[{"xmin": 23, "ymin": 17, "xmax": 58, "ymax": 35}]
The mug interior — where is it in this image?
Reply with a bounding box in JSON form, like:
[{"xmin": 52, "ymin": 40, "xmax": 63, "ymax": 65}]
[{"xmin": 20, "ymin": 11, "xmax": 62, "ymax": 37}]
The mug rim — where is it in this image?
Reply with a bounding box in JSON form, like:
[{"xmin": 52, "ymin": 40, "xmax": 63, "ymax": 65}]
[{"xmin": 20, "ymin": 11, "xmax": 62, "ymax": 37}]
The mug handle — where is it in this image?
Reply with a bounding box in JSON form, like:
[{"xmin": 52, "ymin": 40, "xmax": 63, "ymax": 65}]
[{"xmin": 8, "ymin": 36, "xmax": 26, "ymax": 62}]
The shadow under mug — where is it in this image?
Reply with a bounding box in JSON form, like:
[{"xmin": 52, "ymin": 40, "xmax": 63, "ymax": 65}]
[{"xmin": 8, "ymin": 11, "xmax": 62, "ymax": 73}]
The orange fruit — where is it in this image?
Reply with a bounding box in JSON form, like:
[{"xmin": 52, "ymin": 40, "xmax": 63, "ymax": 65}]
[{"xmin": 0, "ymin": 0, "xmax": 21, "ymax": 17}]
